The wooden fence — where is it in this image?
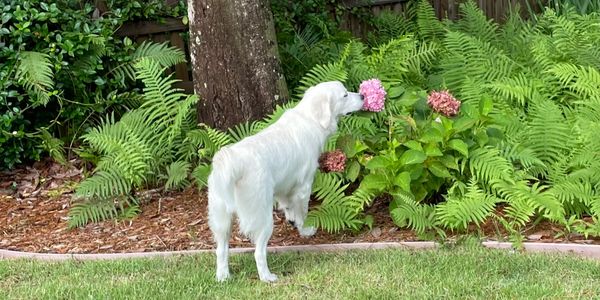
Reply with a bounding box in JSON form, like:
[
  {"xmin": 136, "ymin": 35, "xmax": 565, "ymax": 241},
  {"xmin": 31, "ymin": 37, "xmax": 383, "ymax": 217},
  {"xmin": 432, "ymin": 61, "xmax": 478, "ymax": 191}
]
[{"xmin": 114, "ymin": 0, "xmax": 544, "ymax": 92}]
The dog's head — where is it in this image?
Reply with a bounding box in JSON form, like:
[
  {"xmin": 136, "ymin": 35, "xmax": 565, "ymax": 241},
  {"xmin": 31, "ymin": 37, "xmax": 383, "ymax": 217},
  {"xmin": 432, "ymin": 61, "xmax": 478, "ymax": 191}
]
[{"xmin": 298, "ymin": 81, "xmax": 364, "ymax": 132}]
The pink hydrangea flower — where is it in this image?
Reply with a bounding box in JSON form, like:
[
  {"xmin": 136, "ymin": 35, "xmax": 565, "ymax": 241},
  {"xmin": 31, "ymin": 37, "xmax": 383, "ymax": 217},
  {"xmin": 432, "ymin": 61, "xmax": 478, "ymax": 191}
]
[
  {"xmin": 318, "ymin": 149, "xmax": 346, "ymax": 173},
  {"xmin": 427, "ymin": 90, "xmax": 461, "ymax": 117},
  {"xmin": 359, "ymin": 78, "xmax": 386, "ymax": 112}
]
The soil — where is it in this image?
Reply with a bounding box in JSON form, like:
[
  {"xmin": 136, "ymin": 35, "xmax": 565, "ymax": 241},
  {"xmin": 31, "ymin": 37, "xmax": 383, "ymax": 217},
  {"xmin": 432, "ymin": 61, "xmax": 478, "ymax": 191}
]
[{"xmin": 1, "ymin": 159, "xmax": 598, "ymax": 254}]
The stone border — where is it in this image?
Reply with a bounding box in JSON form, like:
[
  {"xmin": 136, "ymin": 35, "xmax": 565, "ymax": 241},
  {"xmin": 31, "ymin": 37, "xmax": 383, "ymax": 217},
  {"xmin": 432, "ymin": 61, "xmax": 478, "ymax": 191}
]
[{"xmin": 1, "ymin": 241, "xmax": 600, "ymax": 261}]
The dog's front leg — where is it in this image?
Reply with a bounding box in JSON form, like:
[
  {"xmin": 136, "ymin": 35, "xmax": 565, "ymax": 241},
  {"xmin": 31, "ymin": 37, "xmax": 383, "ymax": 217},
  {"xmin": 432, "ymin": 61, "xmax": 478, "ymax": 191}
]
[{"xmin": 291, "ymin": 184, "xmax": 317, "ymax": 237}]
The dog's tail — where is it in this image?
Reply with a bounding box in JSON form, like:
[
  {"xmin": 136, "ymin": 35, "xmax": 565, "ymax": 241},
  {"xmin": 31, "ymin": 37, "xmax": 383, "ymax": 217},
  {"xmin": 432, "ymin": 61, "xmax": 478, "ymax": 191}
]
[{"xmin": 207, "ymin": 147, "xmax": 239, "ymax": 215}]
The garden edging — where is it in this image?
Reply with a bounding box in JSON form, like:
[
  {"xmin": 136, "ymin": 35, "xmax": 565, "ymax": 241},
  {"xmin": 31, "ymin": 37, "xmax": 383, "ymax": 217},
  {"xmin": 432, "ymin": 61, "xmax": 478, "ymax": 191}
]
[{"xmin": 1, "ymin": 241, "xmax": 600, "ymax": 261}]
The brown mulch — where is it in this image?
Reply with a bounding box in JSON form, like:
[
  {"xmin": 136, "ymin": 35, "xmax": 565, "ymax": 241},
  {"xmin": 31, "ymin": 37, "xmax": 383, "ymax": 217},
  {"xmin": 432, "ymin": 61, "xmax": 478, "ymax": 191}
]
[{"xmin": 1, "ymin": 159, "xmax": 598, "ymax": 254}]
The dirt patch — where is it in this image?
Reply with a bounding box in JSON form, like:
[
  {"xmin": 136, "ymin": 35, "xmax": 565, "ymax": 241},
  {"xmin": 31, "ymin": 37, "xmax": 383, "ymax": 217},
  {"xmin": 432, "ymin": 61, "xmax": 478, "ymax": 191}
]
[{"xmin": 1, "ymin": 160, "xmax": 598, "ymax": 254}]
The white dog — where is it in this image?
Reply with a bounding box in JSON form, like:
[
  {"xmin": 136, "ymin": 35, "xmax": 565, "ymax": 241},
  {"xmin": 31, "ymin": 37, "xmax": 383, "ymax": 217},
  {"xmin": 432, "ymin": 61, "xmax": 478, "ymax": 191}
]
[{"xmin": 207, "ymin": 81, "xmax": 364, "ymax": 282}]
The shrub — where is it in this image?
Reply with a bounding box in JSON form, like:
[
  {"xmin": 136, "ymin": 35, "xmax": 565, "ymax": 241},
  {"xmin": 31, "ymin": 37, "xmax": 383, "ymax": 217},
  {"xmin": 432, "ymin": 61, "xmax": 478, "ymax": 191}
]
[{"xmin": 0, "ymin": 0, "xmax": 184, "ymax": 169}]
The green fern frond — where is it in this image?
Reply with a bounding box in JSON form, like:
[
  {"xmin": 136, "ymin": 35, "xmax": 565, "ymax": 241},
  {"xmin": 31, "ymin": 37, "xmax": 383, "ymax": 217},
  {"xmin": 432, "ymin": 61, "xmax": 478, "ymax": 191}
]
[
  {"xmin": 524, "ymin": 100, "xmax": 572, "ymax": 165},
  {"xmin": 165, "ymin": 161, "xmax": 191, "ymax": 190},
  {"xmin": 113, "ymin": 41, "xmax": 186, "ymax": 81},
  {"xmin": 228, "ymin": 120, "xmax": 263, "ymax": 142},
  {"xmin": 495, "ymin": 179, "xmax": 565, "ymax": 225},
  {"xmin": 435, "ymin": 179, "xmax": 498, "ymax": 230},
  {"xmin": 486, "ymin": 73, "xmax": 545, "ymax": 107},
  {"xmin": 312, "ymin": 171, "xmax": 349, "ymax": 206},
  {"xmin": 39, "ymin": 128, "xmax": 66, "ymax": 165},
  {"xmin": 75, "ymin": 169, "xmax": 132, "ymax": 200},
  {"xmin": 295, "ymin": 62, "xmax": 348, "ymax": 99},
  {"xmin": 345, "ymin": 188, "xmax": 375, "ymax": 213},
  {"xmin": 548, "ymin": 63, "xmax": 600, "ymax": 100},
  {"xmin": 456, "ymin": 0, "xmax": 499, "ymax": 43},
  {"xmin": 469, "ymin": 147, "xmax": 513, "ymax": 184},
  {"xmin": 305, "ymin": 204, "xmax": 362, "ymax": 233},
  {"xmin": 549, "ymin": 180, "xmax": 596, "ymax": 216},
  {"xmin": 192, "ymin": 163, "xmax": 211, "ymax": 189},
  {"xmin": 416, "ymin": 0, "xmax": 445, "ymax": 41},
  {"xmin": 68, "ymin": 197, "xmax": 138, "ymax": 228},
  {"xmin": 16, "ymin": 51, "xmax": 54, "ymax": 106},
  {"xmin": 391, "ymin": 200, "xmax": 436, "ymax": 234},
  {"xmin": 441, "ymin": 31, "xmax": 516, "ymax": 90}
]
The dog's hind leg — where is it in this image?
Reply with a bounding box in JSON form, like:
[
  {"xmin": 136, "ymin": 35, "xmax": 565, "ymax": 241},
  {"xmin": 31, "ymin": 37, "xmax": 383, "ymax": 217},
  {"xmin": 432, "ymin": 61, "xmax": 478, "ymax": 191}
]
[
  {"xmin": 208, "ymin": 201, "xmax": 232, "ymax": 282},
  {"xmin": 253, "ymin": 215, "xmax": 277, "ymax": 282}
]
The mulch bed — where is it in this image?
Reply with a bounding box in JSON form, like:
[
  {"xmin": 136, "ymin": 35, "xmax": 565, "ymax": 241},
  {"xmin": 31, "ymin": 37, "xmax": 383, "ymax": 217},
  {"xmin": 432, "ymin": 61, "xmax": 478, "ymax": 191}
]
[{"xmin": 1, "ymin": 159, "xmax": 598, "ymax": 254}]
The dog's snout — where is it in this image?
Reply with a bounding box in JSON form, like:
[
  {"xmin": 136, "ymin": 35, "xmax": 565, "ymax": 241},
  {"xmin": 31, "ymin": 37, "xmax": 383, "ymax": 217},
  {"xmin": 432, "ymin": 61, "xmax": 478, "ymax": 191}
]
[{"xmin": 360, "ymin": 94, "xmax": 364, "ymax": 100}]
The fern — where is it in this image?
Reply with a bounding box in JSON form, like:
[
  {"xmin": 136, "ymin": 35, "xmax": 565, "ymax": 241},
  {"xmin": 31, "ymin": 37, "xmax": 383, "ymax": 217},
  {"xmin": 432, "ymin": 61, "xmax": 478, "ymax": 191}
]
[
  {"xmin": 295, "ymin": 62, "xmax": 347, "ymax": 99},
  {"xmin": 228, "ymin": 121, "xmax": 262, "ymax": 142},
  {"xmin": 435, "ymin": 179, "xmax": 498, "ymax": 230},
  {"xmin": 39, "ymin": 128, "xmax": 66, "ymax": 165},
  {"xmin": 68, "ymin": 197, "xmax": 138, "ymax": 229},
  {"xmin": 523, "ymin": 99, "xmax": 572, "ymax": 166},
  {"xmin": 548, "ymin": 63, "xmax": 600, "ymax": 100},
  {"xmin": 455, "ymin": 1, "xmax": 499, "ymax": 44},
  {"xmin": 305, "ymin": 204, "xmax": 363, "ymax": 233},
  {"xmin": 165, "ymin": 161, "xmax": 191, "ymax": 190},
  {"xmin": 416, "ymin": 0, "xmax": 445, "ymax": 41},
  {"xmin": 192, "ymin": 163, "xmax": 211, "ymax": 189},
  {"xmin": 71, "ymin": 57, "xmax": 197, "ymax": 227},
  {"xmin": 391, "ymin": 200, "xmax": 436, "ymax": 234},
  {"xmin": 113, "ymin": 41, "xmax": 186, "ymax": 82},
  {"xmin": 311, "ymin": 172, "xmax": 349, "ymax": 206},
  {"xmin": 469, "ymin": 147, "xmax": 513, "ymax": 184},
  {"xmin": 16, "ymin": 51, "xmax": 54, "ymax": 106}
]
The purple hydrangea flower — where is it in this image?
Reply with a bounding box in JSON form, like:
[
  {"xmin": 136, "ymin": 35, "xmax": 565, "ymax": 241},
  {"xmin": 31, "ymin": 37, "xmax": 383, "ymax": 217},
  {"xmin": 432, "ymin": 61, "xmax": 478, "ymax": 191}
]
[
  {"xmin": 318, "ymin": 150, "xmax": 346, "ymax": 173},
  {"xmin": 359, "ymin": 79, "xmax": 386, "ymax": 112},
  {"xmin": 427, "ymin": 90, "xmax": 461, "ymax": 117}
]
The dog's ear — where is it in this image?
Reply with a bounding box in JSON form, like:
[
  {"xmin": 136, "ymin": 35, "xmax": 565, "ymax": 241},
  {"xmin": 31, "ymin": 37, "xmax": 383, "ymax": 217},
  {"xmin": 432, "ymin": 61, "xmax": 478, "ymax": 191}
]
[{"xmin": 313, "ymin": 90, "xmax": 333, "ymax": 130}]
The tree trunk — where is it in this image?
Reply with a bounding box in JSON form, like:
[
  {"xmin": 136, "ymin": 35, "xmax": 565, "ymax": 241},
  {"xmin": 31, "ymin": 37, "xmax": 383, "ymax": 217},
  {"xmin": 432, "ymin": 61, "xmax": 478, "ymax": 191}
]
[{"xmin": 187, "ymin": 0, "xmax": 288, "ymax": 130}]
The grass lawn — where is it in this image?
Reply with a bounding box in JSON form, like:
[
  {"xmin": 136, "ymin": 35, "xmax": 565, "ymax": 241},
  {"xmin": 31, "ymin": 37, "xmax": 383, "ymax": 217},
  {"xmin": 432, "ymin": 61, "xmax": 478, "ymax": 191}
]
[{"xmin": 1, "ymin": 247, "xmax": 599, "ymax": 299}]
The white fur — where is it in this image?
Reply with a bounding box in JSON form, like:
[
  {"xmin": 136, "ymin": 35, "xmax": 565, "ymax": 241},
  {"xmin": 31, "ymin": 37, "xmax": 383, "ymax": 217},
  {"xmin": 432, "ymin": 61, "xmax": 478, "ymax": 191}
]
[{"xmin": 207, "ymin": 81, "xmax": 363, "ymax": 282}]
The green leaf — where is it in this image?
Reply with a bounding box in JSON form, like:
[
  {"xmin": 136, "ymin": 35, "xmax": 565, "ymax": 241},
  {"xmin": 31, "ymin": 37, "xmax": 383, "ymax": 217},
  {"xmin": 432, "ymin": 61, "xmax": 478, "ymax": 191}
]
[
  {"xmin": 360, "ymin": 173, "xmax": 389, "ymax": 192},
  {"xmin": 475, "ymin": 129, "xmax": 489, "ymax": 147},
  {"xmin": 428, "ymin": 161, "xmax": 452, "ymax": 178},
  {"xmin": 393, "ymin": 171, "xmax": 412, "ymax": 192},
  {"xmin": 439, "ymin": 154, "xmax": 459, "ymax": 170},
  {"xmin": 366, "ymin": 156, "xmax": 393, "ymax": 170},
  {"xmin": 387, "ymin": 86, "xmax": 405, "ymax": 99},
  {"xmin": 419, "ymin": 128, "xmax": 443, "ymax": 143},
  {"xmin": 453, "ymin": 116, "xmax": 476, "ymax": 133},
  {"xmin": 397, "ymin": 91, "xmax": 421, "ymax": 106},
  {"xmin": 404, "ymin": 140, "xmax": 423, "ymax": 151},
  {"xmin": 345, "ymin": 160, "xmax": 360, "ymax": 182},
  {"xmin": 479, "ymin": 95, "xmax": 493, "ymax": 116},
  {"xmin": 448, "ymin": 139, "xmax": 469, "ymax": 157},
  {"xmin": 424, "ymin": 143, "xmax": 443, "ymax": 157},
  {"xmin": 441, "ymin": 116, "xmax": 453, "ymax": 132},
  {"xmin": 336, "ymin": 134, "xmax": 356, "ymax": 158},
  {"xmin": 400, "ymin": 149, "xmax": 427, "ymax": 165}
]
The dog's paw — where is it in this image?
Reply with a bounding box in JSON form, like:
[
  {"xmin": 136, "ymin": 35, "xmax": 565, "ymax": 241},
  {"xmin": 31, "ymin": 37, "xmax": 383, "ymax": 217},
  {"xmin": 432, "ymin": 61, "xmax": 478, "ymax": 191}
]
[
  {"xmin": 299, "ymin": 226, "xmax": 317, "ymax": 237},
  {"xmin": 216, "ymin": 269, "xmax": 230, "ymax": 282},
  {"xmin": 259, "ymin": 272, "xmax": 278, "ymax": 283}
]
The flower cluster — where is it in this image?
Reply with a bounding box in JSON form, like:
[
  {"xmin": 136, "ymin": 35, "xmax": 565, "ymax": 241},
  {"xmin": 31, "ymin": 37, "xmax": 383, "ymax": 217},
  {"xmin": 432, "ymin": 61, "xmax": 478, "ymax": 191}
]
[
  {"xmin": 318, "ymin": 149, "xmax": 346, "ymax": 173},
  {"xmin": 427, "ymin": 90, "xmax": 461, "ymax": 117},
  {"xmin": 359, "ymin": 78, "xmax": 386, "ymax": 112}
]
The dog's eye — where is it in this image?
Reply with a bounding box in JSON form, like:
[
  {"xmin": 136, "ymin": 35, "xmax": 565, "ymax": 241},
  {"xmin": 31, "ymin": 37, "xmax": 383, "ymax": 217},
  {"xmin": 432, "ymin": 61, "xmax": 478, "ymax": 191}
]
[{"xmin": 343, "ymin": 92, "xmax": 348, "ymax": 97}]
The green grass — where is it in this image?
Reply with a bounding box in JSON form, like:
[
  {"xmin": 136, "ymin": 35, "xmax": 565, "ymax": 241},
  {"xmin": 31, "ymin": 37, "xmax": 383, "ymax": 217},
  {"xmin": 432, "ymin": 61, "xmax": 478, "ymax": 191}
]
[{"xmin": 1, "ymin": 247, "xmax": 600, "ymax": 299}]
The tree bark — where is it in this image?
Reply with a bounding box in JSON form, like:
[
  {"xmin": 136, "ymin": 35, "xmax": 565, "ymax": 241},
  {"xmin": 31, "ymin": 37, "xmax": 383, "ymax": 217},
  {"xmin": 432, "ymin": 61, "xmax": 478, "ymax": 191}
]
[{"xmin": 187, "ymin": 0, "xmax": 288, "ymax": 130}]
